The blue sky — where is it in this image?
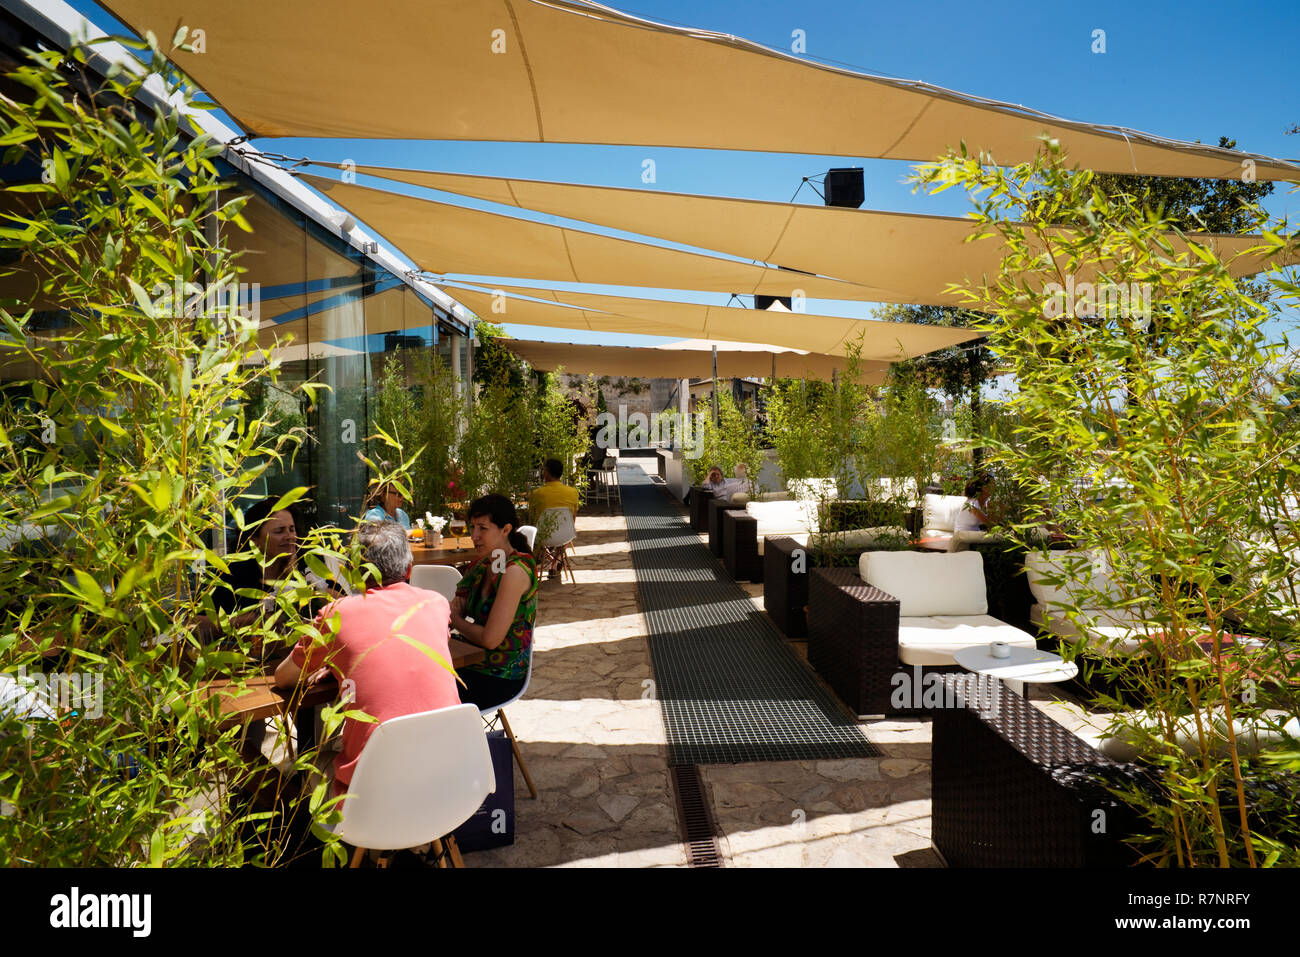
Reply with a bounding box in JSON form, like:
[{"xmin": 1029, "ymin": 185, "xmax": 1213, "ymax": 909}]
[{"xmin": 71, "ymin": 0, "xmax": 1300, "ymax": 347}]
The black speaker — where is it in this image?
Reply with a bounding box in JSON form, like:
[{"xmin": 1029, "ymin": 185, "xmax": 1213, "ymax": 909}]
[
  {"xmin": 824, "ymin": 167, "xmax": 864, "ymax": 209},
  {"xmin": 754, "ymin": 295, "xmax": 793, "ymax": 310}
]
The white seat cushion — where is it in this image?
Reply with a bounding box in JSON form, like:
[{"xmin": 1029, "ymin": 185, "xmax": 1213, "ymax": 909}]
[
  {"xmin": 951, "ymin": 529, "xmax": 991, "ymax": 551},
  {"xmin": 897, "ymin": 615, "xmax": 1037, "ymax": 666},
  {"xmin": 860, "ymin": 550, "xmax": 988, "ymax": 617}
]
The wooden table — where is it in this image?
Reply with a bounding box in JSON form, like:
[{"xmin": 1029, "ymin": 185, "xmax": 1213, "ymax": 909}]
[
  {"xmin": 914, "ymin": 537, "xmax": 952, "ymax": 552},
  {"xmin": 410, "ymin": 535, "xmax": 479, "ymax": 566}
]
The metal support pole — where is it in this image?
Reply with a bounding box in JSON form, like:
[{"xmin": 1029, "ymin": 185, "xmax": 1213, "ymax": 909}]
[{"xmin": 711, "ymin": 345, "xmax": 719, "ymax": 427}]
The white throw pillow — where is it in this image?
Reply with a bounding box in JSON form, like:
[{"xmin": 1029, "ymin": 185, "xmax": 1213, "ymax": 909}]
[
  {"xmin": 787, "ymin": 478, "xmax": 838, "ymax": 502},
  {"xmin": 922, "ymin": 494, "xmax": 969, "ymax": 533},
  {"xmin": 749, "ymin": 499, "xmax": 818, "ymax": 536},
  {"xmin": 859, "ymin": 550, "xmax": 988, "ymax": 617},
  {"xmin": 1025, "ymin": 550, "xmax": 1123, "ymax": 610},
  {"xmin": 729, "ymin": 492, "xmax": 750, "ymax": 506}
]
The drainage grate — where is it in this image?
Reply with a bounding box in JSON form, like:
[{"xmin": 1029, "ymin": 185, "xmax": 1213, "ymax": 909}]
[
  {"xmin": 622, "ymin": 465, "xmax": 879, "ymax": 764},
  {"xmin": 670, "ymin": 764, "xmax": 723, "ymax": 868}
]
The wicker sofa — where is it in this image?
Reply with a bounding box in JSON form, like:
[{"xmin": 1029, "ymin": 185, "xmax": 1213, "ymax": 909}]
[
  {"xmin": 806, "ymin": 550, "xmax": 1037, "ymax": 715},
  {"xmin": 931, "ymin": 674, "xmax": 1144, "ymax": 867},
  {"xmin": 703, "ymin": 479, "xmax": 829, "ymax": 564}
]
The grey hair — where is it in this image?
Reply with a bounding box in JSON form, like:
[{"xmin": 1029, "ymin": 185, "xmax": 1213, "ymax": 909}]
[{"xmin": 356, "ymin": 520, "xmax": 412, "ymax": 584}]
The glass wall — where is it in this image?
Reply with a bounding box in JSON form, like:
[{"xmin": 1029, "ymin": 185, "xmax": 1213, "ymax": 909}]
[{"xmin": 222, "ymin": 169, "xmax": 469, "ymax": 531}]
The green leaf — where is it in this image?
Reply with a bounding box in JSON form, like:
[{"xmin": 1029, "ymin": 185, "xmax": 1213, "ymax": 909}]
[{"xmin": 127, "ymin": 277, "xmax": 158, "ymax": 318}]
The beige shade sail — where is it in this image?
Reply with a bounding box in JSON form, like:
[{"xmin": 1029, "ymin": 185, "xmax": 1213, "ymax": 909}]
[
  {"xmin": 440, "ymin": 282, "xmax": 980, "ymax": 360},
  {"xmin": 302, "ymin": 176, "xmax": 874, "ymax": 300},
  {"xmin": 324, "ymin": 164, "xmax": 1299, "ymax": 291},
  {"xmin": 104, "ymin": 0, "xmax": 1299, "ymax": 180},
  {"xmin": 499, "ymin": 338, "xmax": 886, "ymax": 384}
]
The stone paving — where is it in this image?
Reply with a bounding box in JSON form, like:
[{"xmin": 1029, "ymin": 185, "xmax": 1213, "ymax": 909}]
[{"xmin": 466, "ymin": 463, "xmax": 1084, "ymax": 868}]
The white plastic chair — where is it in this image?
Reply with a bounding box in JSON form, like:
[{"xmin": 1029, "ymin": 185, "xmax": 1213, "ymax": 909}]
[
  {"xmin": 330, "ymin": 703, "xmax": 495, "ymax": 867},
  {"xmin": 517, "ymin": 525, "xmax": 538, "ymax": 550},
  {"xmin": 410, "ymin": 564, "xmax": 463, "ymax": 602},
  {"xmin": 537, "ymin": 506, "xmax": 577, "ymax": 584},
  {"xmin": 480, "ymin": 649, "xmax": 537, "ymax": 800}
]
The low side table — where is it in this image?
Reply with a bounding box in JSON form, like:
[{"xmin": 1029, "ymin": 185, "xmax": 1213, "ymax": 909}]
[{"xmin": 952, "ymin": 645, "xmax": 1078, "ymax": 698}]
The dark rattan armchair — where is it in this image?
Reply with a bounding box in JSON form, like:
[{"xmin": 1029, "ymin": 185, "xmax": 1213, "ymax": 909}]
[
  {"xmin": 721, "ymin": 508, "xmax": 764, "ymax": 582},
  {"xmin": 689, "ymin": 485, "xmax": 712, "ymax": 531},
  {"xmin": 931, "ymin": 675, "xmax": 1143, "ymax": 867}
]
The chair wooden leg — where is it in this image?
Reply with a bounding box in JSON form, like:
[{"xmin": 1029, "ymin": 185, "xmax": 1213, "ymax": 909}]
[
  {"xmin": 446, "ymin": 834, "xmax": 465, "ymax": 868},
  {"xmin": 430, "ymin": 837, "xmax": 450, "ymax": 868},
  {"xmin": 349, "ymin": 845, "xmax": 366, "ymax": 868},
  {"xmin": 563, "ymin": 542, "xmax": 577, "ymax": 584},
  {"xmin": 498, "ymin": 709, "xmax": 537, "ymax": 799}
]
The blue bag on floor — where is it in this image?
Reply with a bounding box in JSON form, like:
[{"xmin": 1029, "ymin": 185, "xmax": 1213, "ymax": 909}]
[{"xmin": 452, "ymin": 729, "xmax": 514, "ymax": 852}]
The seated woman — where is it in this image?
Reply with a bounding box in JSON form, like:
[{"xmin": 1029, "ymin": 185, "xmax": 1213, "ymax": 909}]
[
  {"xmin": 955, "ymin": 475, "xmax": 994, "ymax": 533},
  {"xmin": 449, "ymin": 494, "xmax": 539, "ymax": 710},
  {"xmin": 361, "ymin": 481, "xmax": 411, "ymax": 530},
  {"xmin": 195, "ymin": 498, "xmax": 335, "ymax": 657}
]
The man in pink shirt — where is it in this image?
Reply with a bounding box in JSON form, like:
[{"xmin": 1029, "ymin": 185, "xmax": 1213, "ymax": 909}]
[{"xmin": 275, "ymin": 521, "xmax": 460, "ymax": 795}]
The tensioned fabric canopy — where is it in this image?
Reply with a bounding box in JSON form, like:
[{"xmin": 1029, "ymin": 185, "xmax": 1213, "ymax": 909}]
[
  {"xmin": 441, "ymin": 283, "xmax": 979, "ymax": 360},
  {"xmin": 104, "ymin": 0, "xmax": 1300, "ymax": 180},
  {"xmin": 499, "ymin": 338, "xmax": 887, "ymax": 384},
  {"xmin": 325, "ymin": 165, "xmax": 1298, "ymax": 293},
  {"xmin": 303, "ymin": 176, "xmax": 873, "ymax": 300}
]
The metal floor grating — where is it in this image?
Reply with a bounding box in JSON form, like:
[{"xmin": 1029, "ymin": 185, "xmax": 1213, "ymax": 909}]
[{"xmin": 623, "ymin": 466, "xmax": 878, "ymax": 765}]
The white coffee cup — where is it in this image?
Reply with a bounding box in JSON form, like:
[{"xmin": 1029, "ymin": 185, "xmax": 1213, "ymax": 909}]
[{"xmin": 989, "ymin": 641, "xmax": 1010, "ymax": 658}]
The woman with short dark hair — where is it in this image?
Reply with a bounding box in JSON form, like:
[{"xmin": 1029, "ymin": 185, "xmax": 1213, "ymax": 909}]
[{"xmin": 450, "ymin": 494, "xmax": 539, "ymax": 709}]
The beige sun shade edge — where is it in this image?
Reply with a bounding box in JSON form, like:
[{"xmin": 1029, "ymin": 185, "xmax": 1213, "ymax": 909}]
[
  {"xmin": 497, "ymin": 337, "xmax": 888, "ymax": 384},
  {"xmin": 300, "ymin": 174, "xmax": 900, "ymax": 302},
  {"xmin": 437, "ymin": 281, "xmax": 981, "ymax": 362},
  {"xmin": 309, "ymin": 163, "xmax": 1299, "ymax": 285},
  {"xmin": 99, "ymin": 0, "xmax": 1300, "ymax": 180}
]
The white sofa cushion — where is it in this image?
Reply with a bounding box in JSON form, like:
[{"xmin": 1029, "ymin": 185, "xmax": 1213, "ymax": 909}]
[
  {"xmin": 1025, "ymin": 549, "xmax": 1123, "ymax": 610},
  {"xmin": 744, "ymin": 501, "xmax": 819, "ymax": 554},
  {"xmin": 859, "ymin": 550, "xmax": 988, "ymax": 617},
  {"xmin": 1087, "ymin": 710, "xmax": 1300, "ymax": 763},
  {"xmin": 896, "ymin": 615, "xmax": 1037, "ymax": 666},
  {"xmin": 787, "ymin": 478, "xmax": 838, "ymax": 502},
  {"xmin": 922, "ymin": 494, "xmax": 969, "ymax": 533},
  {"xmin": 810, "ymin": 526, "xmax": 910, "ymax": 550}
]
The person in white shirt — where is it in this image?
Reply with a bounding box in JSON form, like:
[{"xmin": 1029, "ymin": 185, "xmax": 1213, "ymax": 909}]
[
  {"xmin": 702, "ymin": 465, "xmax": 746, "ymax": 501},
  {"xmin": 955, "ymin": 475, "xmax": 993, "ymax": 532}
]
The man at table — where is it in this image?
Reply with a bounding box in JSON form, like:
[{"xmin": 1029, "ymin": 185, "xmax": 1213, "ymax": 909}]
[
  {"xmin": 529, "ymin": 458, "xmax": 579, "ymax": 580},
  {"xmin": 528, "ymin": 458, "xmax": 579, "ymax": 519},
  {"xmin": 274, "ymin": 521, "xmax": 460, "ymax": 796}
]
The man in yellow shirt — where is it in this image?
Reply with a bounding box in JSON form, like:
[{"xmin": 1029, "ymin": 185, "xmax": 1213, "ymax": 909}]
[
  {"xmin": 529, "ymin": 459, "xmax": 580, "ymax": 580},
  {"xmin": 530, "ymin": 458, "xmax": 580, "ymax": 518}
]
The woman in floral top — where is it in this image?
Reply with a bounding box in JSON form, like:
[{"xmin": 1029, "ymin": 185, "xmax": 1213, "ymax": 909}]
[{"xmin": 450, "ymin": 494, "xmax": 539, "ymax": 709}]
